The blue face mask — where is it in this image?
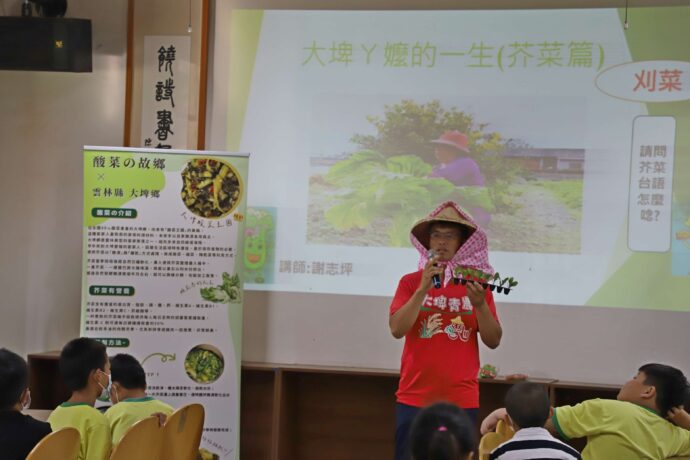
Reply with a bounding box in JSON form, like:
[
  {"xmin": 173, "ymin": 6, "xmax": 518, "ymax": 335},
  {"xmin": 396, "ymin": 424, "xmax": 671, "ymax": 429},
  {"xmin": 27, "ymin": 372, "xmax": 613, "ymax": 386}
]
[{"xmin": 97, "ymin": 370, "xmax": 112, "ymax": 402}]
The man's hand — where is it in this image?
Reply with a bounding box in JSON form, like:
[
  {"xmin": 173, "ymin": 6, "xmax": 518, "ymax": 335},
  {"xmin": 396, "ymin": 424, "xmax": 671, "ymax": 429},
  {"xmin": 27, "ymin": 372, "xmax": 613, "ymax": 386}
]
[
  {"xmin": 419, "ymin": 256, "xmax": 445, "ymax": 293},
  {"xmin": 466, "ymin": 280, "xmax": 487, "ymax": 309},
  {"xmin": 390, "ymin": 258, "xmax": 444, "ymax": 339},
  {"xmin": 480, "ymin": 408, "xmax": 508, "ymax": 434},
  {"xmin": 468, "ymin": 279, "xmax": 502, "ymax": 348},
  {"xmin": 668, "ymin": 406, "xmax": 690, "ymax": 430}
]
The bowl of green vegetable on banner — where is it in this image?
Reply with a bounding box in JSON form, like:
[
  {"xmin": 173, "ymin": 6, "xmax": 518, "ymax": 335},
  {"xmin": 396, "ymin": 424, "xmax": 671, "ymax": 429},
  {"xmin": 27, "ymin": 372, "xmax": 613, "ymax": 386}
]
[
  {"xmin": 181, "ymin": 158, "xmax": 243, "ymax": 219},
  {"xmin": 184, "ymin": 345, "xmax": 225, "ymax": 384}
]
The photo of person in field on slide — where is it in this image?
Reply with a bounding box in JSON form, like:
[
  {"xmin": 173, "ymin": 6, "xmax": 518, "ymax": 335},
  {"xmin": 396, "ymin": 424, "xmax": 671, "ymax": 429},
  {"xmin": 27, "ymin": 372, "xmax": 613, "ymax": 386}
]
[{"xmin": 308, "ymin": 99, "xmax": 585, "ymax": 253}]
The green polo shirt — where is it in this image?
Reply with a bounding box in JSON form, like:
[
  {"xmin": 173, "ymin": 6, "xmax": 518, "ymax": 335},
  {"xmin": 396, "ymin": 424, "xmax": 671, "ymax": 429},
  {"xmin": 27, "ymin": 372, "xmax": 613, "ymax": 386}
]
[
  {"xmin": 553, "ymin": 399, "xmax": 690, "ymax": 460},
  {"xmin": 48, "ymin": 402, "xmax": 111, "ymax": 460},
  {"xmin": 105, "ymin": 396, "xmax": 174, "ymax": 444}
]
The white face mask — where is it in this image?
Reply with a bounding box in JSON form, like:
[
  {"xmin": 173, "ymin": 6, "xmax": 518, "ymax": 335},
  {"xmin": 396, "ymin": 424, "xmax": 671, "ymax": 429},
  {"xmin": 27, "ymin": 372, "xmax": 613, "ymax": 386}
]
[
  {"xmin": 22, "ymin": 390, "xmax": 31, "ymax": 411},
  {"xmin": 97, "ymin": 371, "xmax": 112, "ymax": 402}
]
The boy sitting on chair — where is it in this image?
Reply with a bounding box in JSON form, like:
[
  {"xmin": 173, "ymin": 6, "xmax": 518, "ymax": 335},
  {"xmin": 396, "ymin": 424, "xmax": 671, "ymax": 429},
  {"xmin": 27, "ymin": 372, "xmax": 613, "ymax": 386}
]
[
  {"xmin": 488, "ymin": 381, "xmax": 580, "ymax": 460},
  {"xmin": 48, "ymin": 338, "xmax": 112, "ymax": 460},
  {"xmin": 105, "ymin": 353, "xmax": 174, "ymax": 445},
  {"xmin": 0, "ymin": 348, "xmax": 52, "ymax": 460},
  {"xmin": 482, "ymin": 363, "xmax": 690, "ymax": 460}
]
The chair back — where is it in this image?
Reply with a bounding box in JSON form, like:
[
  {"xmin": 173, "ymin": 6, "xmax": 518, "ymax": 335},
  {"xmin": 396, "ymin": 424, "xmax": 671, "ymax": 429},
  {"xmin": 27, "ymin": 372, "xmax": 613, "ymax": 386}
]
[
  {"xmin": 109, "ymin": 416, "xmax": 163, "ymax": 460},
  {"xmin": 478, "ymin": 419, "xmax": 515, "ymax": 460},
  {"xmin": 26, "ymin": 427, "xmax": 80, "ymax": 460},
  {"xmin": 161, "ymin": 403, "xmax": 205, "ymax": 460}
]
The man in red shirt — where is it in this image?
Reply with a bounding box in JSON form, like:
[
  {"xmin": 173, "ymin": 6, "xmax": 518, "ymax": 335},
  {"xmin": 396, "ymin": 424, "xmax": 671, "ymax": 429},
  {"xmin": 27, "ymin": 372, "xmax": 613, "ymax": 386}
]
[{"xmin": 389, "ymin": 201, "xmax": 502, "ymax": 460}]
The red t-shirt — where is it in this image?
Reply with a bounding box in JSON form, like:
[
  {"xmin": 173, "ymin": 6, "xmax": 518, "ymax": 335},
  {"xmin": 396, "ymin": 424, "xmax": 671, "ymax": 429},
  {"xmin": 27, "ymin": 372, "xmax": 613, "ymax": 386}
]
[{"xmin": 389, "ymin": 270, "xmax": 499, "ymax": 409}]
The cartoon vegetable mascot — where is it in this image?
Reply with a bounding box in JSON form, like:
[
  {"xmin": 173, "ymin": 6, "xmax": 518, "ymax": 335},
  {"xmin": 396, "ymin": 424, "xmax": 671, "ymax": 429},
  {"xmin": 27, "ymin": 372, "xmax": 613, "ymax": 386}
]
[{"xmin": 243, "ymin": 209, "xmax": 274, "ymax": 283}]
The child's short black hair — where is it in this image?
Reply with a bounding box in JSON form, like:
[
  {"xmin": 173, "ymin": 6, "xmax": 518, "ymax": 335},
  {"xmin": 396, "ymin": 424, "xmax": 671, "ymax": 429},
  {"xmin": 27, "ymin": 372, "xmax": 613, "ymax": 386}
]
[
  {"xmin": 59, "ymin": 338, "xmax": 108, "ymax": 392},
  {"xmin": 409, "ymin": 402, "xmax": 475, "ymax": 460},
  {"xmin": 0, "ymin": 348, "xmax": 28, "ymax": 410},
  {"xmin": 505, "ymin": 381, "xmax": 551, "ymax": 429},
  {"xmin": 639, "ymin": 363, "xmax": 690, "ymax": 415},
  {"xmin": 110, "ymin": 354, "xmax": 146, "ymax": 390}
]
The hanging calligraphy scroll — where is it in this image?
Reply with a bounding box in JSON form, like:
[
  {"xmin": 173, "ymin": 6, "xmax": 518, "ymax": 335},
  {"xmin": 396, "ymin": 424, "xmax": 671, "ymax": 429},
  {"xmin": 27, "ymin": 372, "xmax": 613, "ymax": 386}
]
[
  {"xmin": 140, "ymin": 36, "xmax": 191, "ymax": 150},
  {"xmin": 124, "ymin": 0, "xmax": 210, "ymax": 150}
]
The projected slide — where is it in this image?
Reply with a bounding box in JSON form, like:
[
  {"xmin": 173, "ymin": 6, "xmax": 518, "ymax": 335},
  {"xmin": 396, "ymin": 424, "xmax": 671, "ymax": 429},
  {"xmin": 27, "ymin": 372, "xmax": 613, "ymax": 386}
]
[{"xmin": 226, "ymin": 8, "xmax": 690, "ymax": 309}]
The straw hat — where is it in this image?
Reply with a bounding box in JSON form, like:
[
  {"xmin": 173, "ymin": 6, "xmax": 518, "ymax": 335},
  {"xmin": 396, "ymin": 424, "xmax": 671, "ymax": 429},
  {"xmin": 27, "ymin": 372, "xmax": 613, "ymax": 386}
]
[
  {"xmin": 411, "ymin": 203, "xmax": 477, "ymax": 249},
  {"xmin": 430, "ymin": 130, "xmax": 471, "ymax": 153}
]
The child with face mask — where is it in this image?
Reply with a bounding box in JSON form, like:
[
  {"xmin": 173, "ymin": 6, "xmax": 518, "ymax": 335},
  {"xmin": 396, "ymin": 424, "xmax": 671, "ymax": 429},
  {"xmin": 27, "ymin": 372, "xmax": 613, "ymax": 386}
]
[
  {"xmin": 48, "ymin": 338, "xmax": 112, "ymax": 460},
  {"xmin": 0, "ymin": 348, "xmax": 52, "ymax": 460},
  {"xmin": 105, "ymin": 353, "xmax": 174, "ymax": 445}
]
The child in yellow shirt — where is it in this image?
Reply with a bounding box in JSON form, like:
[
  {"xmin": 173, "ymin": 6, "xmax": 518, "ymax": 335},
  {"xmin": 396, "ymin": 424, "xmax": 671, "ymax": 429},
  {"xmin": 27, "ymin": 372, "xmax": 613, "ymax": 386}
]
[
  {"xmin": 106, "ymin": 353, "xmax": 174, "ymax": 445},
  {"xmin": 48, "ymin": 338, "xmax": 112, "ymax": 460}
]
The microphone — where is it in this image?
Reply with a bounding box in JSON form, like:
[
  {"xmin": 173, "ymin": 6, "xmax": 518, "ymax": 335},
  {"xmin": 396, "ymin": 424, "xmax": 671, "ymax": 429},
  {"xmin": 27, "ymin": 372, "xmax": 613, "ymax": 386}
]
[{"xmin": 428, "ymin": 250, "xmax": 442, "ymax": 289}]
